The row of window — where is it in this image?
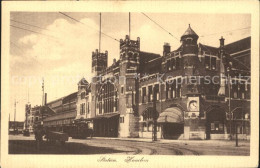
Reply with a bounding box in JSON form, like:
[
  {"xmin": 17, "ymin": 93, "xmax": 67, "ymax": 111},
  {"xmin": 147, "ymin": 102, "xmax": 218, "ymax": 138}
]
[
  {"xmin": 165, "ymin": 55, "xmax": 217, "ymax": 72},
  {"xmin": 97, "ymin": 83, "xmax": 118, "ymax": 114},
  {"xmin": 231, "ymin": 82, "xmax": 250, "ymax": 99},
  {"xmin": 79, "ymin": 103, "xmax": 90, "ymax": 115},
  {"xmin": 166, "ymin": 57, "xmax": 181, "ymax": 71},
  {"xmin": 97, "ymin": 98, "xmax": 118, "ymax": 114},
  {"xmin": 205, "ymin": 56, "xmax": 217, "ymax": 70}
]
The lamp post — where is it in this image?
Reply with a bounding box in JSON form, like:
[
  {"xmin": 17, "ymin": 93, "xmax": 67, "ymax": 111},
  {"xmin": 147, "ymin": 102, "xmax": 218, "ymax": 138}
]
[{"xmin": 231, "ymin": 107, "xmax": 242, "ymax": 147}]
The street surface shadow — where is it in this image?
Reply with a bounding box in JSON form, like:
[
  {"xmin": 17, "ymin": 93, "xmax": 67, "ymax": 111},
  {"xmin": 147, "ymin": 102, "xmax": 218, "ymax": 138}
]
[{"xmin": 9, "ymin": 140, "xmax": 129, "ymax": 154}]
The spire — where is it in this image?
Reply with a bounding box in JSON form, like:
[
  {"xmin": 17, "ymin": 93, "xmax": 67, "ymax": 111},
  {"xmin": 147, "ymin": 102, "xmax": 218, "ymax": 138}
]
[
  {"xmin": 182, "ymin": 24, "xmax": 198, "ymax": 37},
  {"xmin": 181, "ymin": 24, "xmax": 199, "ymax": 41}
]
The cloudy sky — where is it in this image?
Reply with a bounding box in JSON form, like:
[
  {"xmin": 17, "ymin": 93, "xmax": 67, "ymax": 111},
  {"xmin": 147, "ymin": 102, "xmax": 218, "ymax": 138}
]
[{"xmin": 9, "ymin": 12, "xmax": 250, "ymax": 121}]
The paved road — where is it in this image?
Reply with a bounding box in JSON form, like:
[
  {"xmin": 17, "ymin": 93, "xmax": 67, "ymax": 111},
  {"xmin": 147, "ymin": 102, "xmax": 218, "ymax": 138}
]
[{"xmin": 9, "ymin": 135, "xmax": 250, "ymax": 155}]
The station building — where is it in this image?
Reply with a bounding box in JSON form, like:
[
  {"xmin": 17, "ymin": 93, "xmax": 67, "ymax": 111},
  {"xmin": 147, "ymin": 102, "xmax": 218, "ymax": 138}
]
[
  {"xmin": 30, "ymin": 25, "xmax": 250, "ymax": 140},
  {"xmin": 73, "ymin": 25, "xmax": 250, "ymax": 140}
]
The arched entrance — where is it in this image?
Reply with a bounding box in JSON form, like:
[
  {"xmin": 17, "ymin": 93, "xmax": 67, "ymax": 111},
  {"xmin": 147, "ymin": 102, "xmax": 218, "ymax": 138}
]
[
  {"xmin": 157, "ymin": 106, "xmax": 184, "ymax": 139},
  {"xmin": 206, "ymin": 106, "xmax": 226, "ymax": 139}
]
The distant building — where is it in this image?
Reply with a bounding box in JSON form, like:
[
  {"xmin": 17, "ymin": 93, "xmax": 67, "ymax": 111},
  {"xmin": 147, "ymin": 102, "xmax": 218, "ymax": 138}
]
[
  {"xmin": 43, "ymin": 92, "xmax": 77, "ymax": 134},
  {"xmin": 9, "ymin": 121, "xmax": 24, "ymax": 133}
]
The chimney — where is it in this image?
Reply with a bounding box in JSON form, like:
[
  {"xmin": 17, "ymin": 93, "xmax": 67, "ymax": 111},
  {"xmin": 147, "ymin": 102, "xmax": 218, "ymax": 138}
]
[
  {"xmin": 163, "ymin": 42, "xmax": 171, "ymax": 56},
  {"xmin": 44, "ymin": 93, "xmax": 47, "ymax": 105},
  {"xmin": 220, "ymin": 36, "xmax": 225, "ymax": 48}
]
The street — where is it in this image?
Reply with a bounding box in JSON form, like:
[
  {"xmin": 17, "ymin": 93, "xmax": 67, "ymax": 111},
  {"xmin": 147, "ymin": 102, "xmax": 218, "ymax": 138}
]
[{"xmin": 9, "ymin": 135, "xmax": 250, "ymax": 155}]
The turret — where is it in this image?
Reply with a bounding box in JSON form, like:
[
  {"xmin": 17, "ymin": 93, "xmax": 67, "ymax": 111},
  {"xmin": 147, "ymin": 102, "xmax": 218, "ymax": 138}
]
[
  {"xmin": 92, "ymin": 49, "xmax": 108, "ymax": 75},
  {"xmin": 163, "ymin": 42, "xmax": 171, "ymax": 56},
  {"xmin": 181, "ymin": 24, "xmax": 199, "ymax": 55}
]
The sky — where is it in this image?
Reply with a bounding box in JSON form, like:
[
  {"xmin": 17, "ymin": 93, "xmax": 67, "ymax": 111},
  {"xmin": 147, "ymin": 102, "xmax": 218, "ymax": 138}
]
[{"xmin": 9, "ymin": 12, "xmax": 251, "ymax": 121}]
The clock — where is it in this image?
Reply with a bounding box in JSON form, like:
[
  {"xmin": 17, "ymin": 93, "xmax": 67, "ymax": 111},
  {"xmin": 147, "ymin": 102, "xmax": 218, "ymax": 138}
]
[{"xmin": 188, "ymin": 100, "xmax": 199, "ymax": 111}]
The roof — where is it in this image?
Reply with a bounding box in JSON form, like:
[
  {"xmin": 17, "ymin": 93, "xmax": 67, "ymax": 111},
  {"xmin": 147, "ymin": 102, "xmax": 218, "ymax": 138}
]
[
  {"xmin": 139, "ymin": 51, "xmax": 161, "ymax": 74},
  {"xmin": 139, "ymin": 51, "xmax": 160, "ymax": 63},
  {"xmin": 199, "ymin": 43, "xmax": 219, "ymax": 55},
  {"xmin": 225, "ymin": 37, "xmax": 251, "ymax": 55},
  {"xmin": 181, "ymin": 24, "xmax": 198, "ymax": 38},
  {"xmin": 43, "ymin": 111, "xmax": 76, "ymax": 122},
  {"xmin": 141, "ymin": 56, "xmax": 162, "ymax": 74},
  {"xmin": 78, "ymin": 78, "xmax": 89, "ymax": 86},
  {"xmin": 46, "ymin": 92, "xmax": 77, "ymax": 105}
]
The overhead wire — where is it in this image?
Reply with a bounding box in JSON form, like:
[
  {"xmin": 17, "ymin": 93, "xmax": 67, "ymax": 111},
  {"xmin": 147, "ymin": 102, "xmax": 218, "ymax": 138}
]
[
  {"xmin": 59, "ymin": 12, "xmax": 120, "ymax": 42},
  {"xmin": 141, "ymin": 12, "xmax": 179, "ymax": 41},
  {"xmin": 10, "ymin": 25, "xmax": 57, "ymax": 39},
  {"xmin": 200, "ymin": 27, "xmax": 251, "ymax": 37},
  {"xmin": 10, "ymin": 19, "xmax": 51, "ymax": 31}
]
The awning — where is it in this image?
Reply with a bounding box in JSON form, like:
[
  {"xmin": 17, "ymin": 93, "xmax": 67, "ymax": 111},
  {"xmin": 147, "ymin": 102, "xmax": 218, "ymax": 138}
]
[
  {"xmin": 85, "ymin": 113, "xmax": 120, "ymax": 121},
  {"xmin": 157, "ymin": 107, "xmax": 184, "ymax": 123}
]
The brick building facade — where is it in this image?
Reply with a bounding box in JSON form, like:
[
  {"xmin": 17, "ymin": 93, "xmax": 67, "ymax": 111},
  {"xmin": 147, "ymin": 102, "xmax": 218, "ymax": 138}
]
[
  {"xmin": 78, "ymin": 24, "xmax": 250, "ymax": 139},
  {"xmin": 29, "ymin": 25, "xmax": 250, "ymax": 140}
]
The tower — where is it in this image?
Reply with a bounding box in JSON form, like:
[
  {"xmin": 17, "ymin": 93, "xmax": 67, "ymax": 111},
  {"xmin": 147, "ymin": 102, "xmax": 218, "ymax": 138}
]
[
  {"xmin": 118, "ymin": 35, "xmax": 140, "ymax": 138},
  {"xmin": 181, "ymin": 24, "xmax": 200, "ymax": 95},
  {"xmin": 91, "ymin": 49, "xmax": 108, "ymax": 76},
  {"xmin": 181, "ymin": 24, "xmax": 199, "ymax": 72}
]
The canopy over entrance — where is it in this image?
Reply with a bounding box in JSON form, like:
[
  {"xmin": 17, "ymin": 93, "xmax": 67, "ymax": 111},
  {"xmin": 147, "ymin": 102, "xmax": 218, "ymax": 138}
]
[{"xmin": 157, "ymin": 107, "xmax": 184, "ymax": 123}]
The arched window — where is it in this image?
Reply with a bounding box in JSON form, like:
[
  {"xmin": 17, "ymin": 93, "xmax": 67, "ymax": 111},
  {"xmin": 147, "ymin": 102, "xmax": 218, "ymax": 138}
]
[{"xmin": 97, "ymin": 82, "xmax": 118, "ymax": 114}]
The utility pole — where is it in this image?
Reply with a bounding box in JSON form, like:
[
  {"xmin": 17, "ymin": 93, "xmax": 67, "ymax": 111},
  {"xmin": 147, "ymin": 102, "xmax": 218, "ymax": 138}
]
[
  {"xmin": 152, "ymin": 86, "xmax": 158, "ymax": 141},
  {"xmin": 129, "ymin": 12, "xmax": 131, "ymax": 39},
  {"xmin": 99, "ymin": 13, "xmax": 101, "ymax": 52},
  {"xmin": 227, "ymin": 69, "xmax": 232, "ymax": 140},
  {"xmin": 41, "ymin": 78, "xmax": 44, "ymax": 125},
  {"xmin": 14, "ymin": 100, "xmax": 18, "ymax": 134}
]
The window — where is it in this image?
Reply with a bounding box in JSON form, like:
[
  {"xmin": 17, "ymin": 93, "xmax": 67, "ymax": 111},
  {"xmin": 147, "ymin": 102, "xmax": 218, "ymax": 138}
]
[
  {"xmin": 176, "ymin": 78, "xmax": 182, "ymax": 97},
  {"xmin": 166, "ymin": 79, "xmax": 178, "ymax": 99},
  {"xmin": 98, "ymin": 82, "xmax": 118, "ymax": 114},
  {"xmin": 211, "ymin": 57, "xmax": 216, "ymax": 70},
  {"xmin": 167, "ymin": 60, "xmax": 171, "ymax": 71},
  {"xmin": 80, "ymin": 103, "xmax": 86, "ymax": 115},
  {"xmin": 166, "ymin": 57, "xmax": 180, "ymax": 72},
  {"xmin": 143, "ymin": 123, "xmax": 147, "ymax": 132},
  {"xmin": 176, "ymin": 57, "xmax": 180, "ymax": 69},
  {"xmin": 205, "ymin": 56, "xmax": 210, "ymax": 69},
  {"xmin": 87, "ymin": 102, "xmax": 90, "ymax": 114},
  {"xmin": 210, "ymin": 121, "xmax": 224, "ymax": 133},
  {"xmin": 121, "ymin": 86, "xmax": 124, "ymax": 94},
  {"xmin": 142, "ymin": 87, "xmax": 146, "ymax": 103},
  {"xmin": 205, "ymin": 56, "xmax": 217, "ymax": 70},
  {"xmin": 119, "ymin": 117, "xmax": 124, "ymax": 123},
  {"xmin": 172, "ymin": 58, "xmax": 176, "ymax": 70},
  {"xmin": 154, "ymin": 84, "xmax": 159, "ymax": 101},
  {"xmin": 148, "ymin": 86, "xmax": 153, "ymax": 102},
  {"xmin": 148, "ymin": 123, "xmax": 153, "ymax": 132},
  {"xmin": 81, "ymin": 92, "xmax": 86, "ymax": 99}
]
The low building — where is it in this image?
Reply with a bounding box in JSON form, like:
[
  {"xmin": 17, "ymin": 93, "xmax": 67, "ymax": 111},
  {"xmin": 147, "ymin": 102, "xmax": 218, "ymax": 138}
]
[
  {"xmin": 9, "ymin": 121, "xmax": 24, "ymax": 134},
  {"xmin": 43, "ymin": 92, "xmax": 77, "ymax": 135}
]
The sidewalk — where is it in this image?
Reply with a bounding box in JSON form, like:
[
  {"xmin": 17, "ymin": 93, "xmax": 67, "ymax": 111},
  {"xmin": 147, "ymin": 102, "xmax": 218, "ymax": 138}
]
[{"xmin": 92, "ymin": 137, "xmax": 250, "ymax": 147}]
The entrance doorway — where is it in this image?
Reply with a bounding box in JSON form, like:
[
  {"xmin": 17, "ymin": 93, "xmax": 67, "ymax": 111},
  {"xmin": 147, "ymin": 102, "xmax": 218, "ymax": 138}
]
[
  {"xmin": 206, "ymin": 106, "xmax": 225, "ymax": 139},
  {"xmin": 162, "ymin": 123, "xmax": 184, "ymax": 139}
]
